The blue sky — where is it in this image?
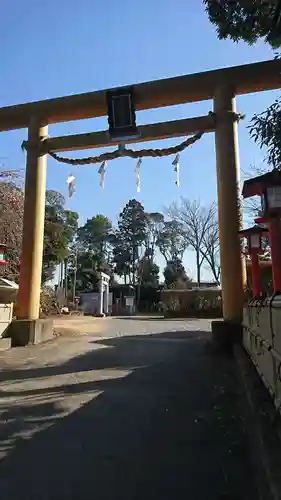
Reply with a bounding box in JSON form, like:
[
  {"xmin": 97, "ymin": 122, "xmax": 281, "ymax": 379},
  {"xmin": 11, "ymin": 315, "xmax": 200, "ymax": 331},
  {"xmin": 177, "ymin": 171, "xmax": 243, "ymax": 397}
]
[{"xmin": 0, "ymin": 0, "xmax": 279, "ymax": 280}]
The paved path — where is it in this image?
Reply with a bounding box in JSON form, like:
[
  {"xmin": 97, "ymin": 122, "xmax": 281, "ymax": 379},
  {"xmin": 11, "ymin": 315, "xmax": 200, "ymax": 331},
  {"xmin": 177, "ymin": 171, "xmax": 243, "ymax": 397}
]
[{"xmin": 0, "ymin": 317, "xmax": 259, "ymax": 499}]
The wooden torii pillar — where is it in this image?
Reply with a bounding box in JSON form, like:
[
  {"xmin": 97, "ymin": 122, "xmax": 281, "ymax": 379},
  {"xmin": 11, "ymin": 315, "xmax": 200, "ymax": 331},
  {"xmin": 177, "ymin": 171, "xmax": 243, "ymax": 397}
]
[
  {"xmin": 17, "ymin": 119, "xmax": 48, "ymax": 320},
  {"xmin": 0, "ymin": 59, "xmax": 279, "ymax": 344},
  {"xmin": 214, "ymin": 86, "xmax": 247, "ymax": 325}
]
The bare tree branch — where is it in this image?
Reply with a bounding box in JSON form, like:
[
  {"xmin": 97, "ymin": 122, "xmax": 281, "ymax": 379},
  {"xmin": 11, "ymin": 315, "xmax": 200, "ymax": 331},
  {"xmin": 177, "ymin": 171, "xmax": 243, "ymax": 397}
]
[
  {"xmin": 200, "ymin": 217, "xmax": 220, "ymax": 284},
  {"xmin": 156, "ymin": 219, "xmax": 188, "ymax": 263},
  {"xmin": 242, "ymin": 163, "xmax": 270, "ymax": 219},
  {"xmin": 166, "ymin": 199, "xmax": 219, "ymax": 285},
  {"xmin": 144, "ymin": 212, "xmax": 165, "ymax": 260}
]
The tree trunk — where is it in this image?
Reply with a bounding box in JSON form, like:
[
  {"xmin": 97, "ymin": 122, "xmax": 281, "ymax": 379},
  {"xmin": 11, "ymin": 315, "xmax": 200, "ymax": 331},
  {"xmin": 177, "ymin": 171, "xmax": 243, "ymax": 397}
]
[
  {"xmin": 196, "ymin": 250, "xmax": 201, "ymax": 286},
  {"xmin": 132, "ymin": 243, "xmax": 137, "ymax": 288},
  {"xmin": 208, "ymin": 255, "xmax": 220, "ymax": 285}
]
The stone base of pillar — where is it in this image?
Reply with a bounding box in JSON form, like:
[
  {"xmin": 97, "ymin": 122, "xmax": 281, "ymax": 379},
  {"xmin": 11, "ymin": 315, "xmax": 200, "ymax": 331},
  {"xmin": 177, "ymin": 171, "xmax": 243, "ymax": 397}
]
[
  {"xmin": 0, "ymin": 338, "xmax": 12, "ymax": 350},
  {"xmin": 7, "ymin": 318, "xmax": 53, "ymax": 347},
  {"xmin": 211, "ymin": 320, "xmax": 242, "ymax": 354}
]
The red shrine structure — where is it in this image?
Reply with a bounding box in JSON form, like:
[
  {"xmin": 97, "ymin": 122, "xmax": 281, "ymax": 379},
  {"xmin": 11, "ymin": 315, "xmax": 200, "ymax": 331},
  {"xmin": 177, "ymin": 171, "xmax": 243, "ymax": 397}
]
[{"xmin": 242, "ymin": 170, "xmax": 281, "ymax": 296}]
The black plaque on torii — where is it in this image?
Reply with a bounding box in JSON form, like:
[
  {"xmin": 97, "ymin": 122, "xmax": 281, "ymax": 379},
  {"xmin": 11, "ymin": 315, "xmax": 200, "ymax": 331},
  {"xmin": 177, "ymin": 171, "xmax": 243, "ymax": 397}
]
[{"xmin": 106, "ymin": 86, "xmax": 138, "ymax": 140}]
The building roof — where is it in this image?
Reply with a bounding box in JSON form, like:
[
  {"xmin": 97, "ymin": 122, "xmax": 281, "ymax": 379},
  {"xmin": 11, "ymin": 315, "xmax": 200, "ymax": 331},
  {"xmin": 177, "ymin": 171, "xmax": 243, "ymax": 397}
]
[{"xmin": 242, "ymin": 170, "xmax": 281, "ymax": 198}]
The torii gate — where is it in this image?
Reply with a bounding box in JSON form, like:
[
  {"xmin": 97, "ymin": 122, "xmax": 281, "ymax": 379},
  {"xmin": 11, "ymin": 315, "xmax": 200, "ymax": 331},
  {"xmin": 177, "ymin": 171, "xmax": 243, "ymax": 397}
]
[{"xmin": 0, "ymin": 59, "xmax": 280, "ymax": 337}]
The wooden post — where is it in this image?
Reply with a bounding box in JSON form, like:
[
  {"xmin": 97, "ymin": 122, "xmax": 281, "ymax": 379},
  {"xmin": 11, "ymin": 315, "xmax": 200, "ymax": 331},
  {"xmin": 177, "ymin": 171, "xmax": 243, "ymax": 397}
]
[
  {"xmin": 17, "ymin": 118, "xmax": 48, "ymax": 320},
  {"xmin": 214, "ymin": 86, "xmax": 247, "ymax": 324},
  {"xmin": 269, "ymin": 217, "xmax": 281, "ymax": 293},
  {"xmin": 251, "ymin": 250, "xmax": 261, "ymax": 298},
  {"xmin": 99, "ymin": 279, "xmax": 104, "ymax": 316}
]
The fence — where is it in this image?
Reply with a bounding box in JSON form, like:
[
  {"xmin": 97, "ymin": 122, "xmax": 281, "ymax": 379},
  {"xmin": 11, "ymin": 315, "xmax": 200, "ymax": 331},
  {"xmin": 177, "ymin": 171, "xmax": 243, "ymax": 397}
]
[{"xmin": 243, "ymin": 297, "xmax": 281, "ymax": 409}]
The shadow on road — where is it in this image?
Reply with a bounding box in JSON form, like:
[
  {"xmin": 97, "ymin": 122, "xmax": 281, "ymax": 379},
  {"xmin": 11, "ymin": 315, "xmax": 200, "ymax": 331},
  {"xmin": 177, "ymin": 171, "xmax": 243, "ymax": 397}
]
[
  {"xmin": 113, "ymin": 316, "xmax": 204, "ymax": 321},
  {"xmin": 0, "ymin": 330, "xmax": 259, "ymax": 499}
]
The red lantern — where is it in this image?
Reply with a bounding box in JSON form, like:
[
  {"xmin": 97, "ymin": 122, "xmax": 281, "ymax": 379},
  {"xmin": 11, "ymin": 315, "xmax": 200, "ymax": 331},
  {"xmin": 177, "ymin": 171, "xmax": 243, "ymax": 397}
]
[
  {"xmin": 0, "ymin": 244, "xmax": 8, "ymax": 265},
  {"xmin": 242, "ymin": 170, "xmax": 281, "ymax": 217},
  {"xmin": 242, "ymin": 170, "xmax": 281, "ymax": 293},
  {"xmin": 239, "ymin": 226, "xmax": 265, "ymax": 298}
]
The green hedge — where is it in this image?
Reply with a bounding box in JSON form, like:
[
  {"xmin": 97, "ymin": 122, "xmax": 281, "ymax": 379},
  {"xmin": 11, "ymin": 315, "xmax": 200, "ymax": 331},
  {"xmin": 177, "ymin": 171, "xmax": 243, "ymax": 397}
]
[
  {"xmin": 161, "ymin": 289, "xmax": 222, "ymax": 318},
  {"xmin": 164, "ymin": 308, "xmax": 222, "ymax": 319}
]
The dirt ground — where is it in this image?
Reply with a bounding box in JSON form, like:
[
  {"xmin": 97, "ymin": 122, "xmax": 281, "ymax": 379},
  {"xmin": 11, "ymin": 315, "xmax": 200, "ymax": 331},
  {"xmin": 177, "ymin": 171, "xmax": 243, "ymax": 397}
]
[{"xmin": 53, "ymin": 315, "xmax": 108, "ymax": 337}]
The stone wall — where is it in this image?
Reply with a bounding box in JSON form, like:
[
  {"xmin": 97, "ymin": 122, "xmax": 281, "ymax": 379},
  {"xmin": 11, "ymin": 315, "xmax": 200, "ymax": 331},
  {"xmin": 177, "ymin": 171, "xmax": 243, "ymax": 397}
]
[{"xmin": 243, "ymin": 296, "xmax": 281, "ymax": 407}]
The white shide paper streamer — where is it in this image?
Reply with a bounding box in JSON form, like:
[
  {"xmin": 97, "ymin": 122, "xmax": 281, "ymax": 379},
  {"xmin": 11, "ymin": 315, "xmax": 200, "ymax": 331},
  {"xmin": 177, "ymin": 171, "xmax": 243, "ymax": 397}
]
[
  {"xmin": 98, "ymin": 161, "xmax": 107, "ymax": 189},
  {"xmin": 66, "ymin": 174, "xmax": 76, "ymax": 197},
  {"xmin": 135, "ymin": 158, "xmax": 142, "ymax": 193},
  {"xmin": 172, "ymin": 153, "xmax": 180, "ymax": 188}
]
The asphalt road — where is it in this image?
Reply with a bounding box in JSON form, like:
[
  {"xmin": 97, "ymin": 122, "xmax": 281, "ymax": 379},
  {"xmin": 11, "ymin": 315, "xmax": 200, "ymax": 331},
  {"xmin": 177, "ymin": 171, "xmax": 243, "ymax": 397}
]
[{"xmin": 0, "ymin": 317, "xmax": 259, "ymax": 499}]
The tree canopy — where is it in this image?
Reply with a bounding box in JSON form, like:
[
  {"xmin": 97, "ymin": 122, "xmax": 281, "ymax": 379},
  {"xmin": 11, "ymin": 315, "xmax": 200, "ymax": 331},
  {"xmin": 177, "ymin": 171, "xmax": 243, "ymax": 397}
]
[
  {"xmin": 113, "ymin": 199, "xmax": 147, "ymax": 285},
  {"xmin": 144, "ymin": 212, "xmax": 164, "ymax": 260},
  {"xmin": 249, "ymin": 97, "xmax": 281, "ymax": 169},
  {"xmin": 69, "ymin": 214, "xmax": 113, "ymax": 291},
  {"xmin": 204, "ymin": 0, "xmax": 281, "ymax": 48},
  {"xmin": 0, "ymin": 170, "xmax": 24, "ymax": 281},
  {"xmin": 138, "ymin": 258, "xmax": 160, "ymax": 288},
  {"xmin": 43, "ymin": 190, "xmax": 79, "ymax": 284},
  {"xmin": 77, "ymin": 214, "xmax": 112, "ymax": 255},
  {"xmin": 164, "ymin": 258, "xmax": 192, "ymax": 289},
  {"xmin": 205, "ymin": 1, "xmax": 281, "ymax": 171},
  {"xmin": 0, "ymin": 176, "xmax": 79, "ymax": 285},
  {"xmin": 156, "ymin": 220, "xmax": 188, "ymax": 263}
]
